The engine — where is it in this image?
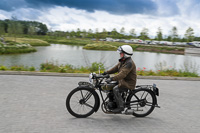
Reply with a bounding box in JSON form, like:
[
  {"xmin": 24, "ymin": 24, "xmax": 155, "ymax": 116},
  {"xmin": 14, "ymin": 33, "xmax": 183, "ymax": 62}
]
[
  {"xmin": 106, "ymin": 91, "xmax": 117, "ymax": 110},
  {"xmin": 106, "ymin": 101, "xmax": 117, "ymax": 110}
]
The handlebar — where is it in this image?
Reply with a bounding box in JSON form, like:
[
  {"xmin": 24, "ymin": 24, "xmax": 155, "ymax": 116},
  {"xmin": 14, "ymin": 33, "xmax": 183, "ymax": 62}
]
[{"xmin": 93, "ymin": 74, "xmax": 110, "ymax": 79}]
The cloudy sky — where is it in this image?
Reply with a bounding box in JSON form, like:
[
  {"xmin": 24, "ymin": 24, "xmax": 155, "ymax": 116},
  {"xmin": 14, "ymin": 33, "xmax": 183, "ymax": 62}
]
[{"xmin": 0, "ymin": 0, "xmax": 200, "ymax": 37}]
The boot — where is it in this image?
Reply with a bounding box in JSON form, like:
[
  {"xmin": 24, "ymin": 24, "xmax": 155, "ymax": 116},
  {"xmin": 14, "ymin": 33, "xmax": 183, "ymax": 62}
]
[
  {"xmin": 112, "ymin": 106, "xmax": 124, "ymax": 113},
  {"xmin": 112, "ymin": 87, "xmax": 124, "ymax": 113}
]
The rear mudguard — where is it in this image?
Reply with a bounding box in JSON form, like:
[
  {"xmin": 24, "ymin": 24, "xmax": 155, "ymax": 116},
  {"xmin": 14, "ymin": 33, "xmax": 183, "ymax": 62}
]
[{"xmin": 76, "ymin": 85, "xmax": 100, "ymax": 112}]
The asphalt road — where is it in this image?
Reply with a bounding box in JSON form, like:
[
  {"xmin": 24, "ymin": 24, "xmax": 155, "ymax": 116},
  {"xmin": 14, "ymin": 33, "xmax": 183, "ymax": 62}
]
[{"xmin": 0, "ymin": 75, "xmax": 200, "ymax": 133}]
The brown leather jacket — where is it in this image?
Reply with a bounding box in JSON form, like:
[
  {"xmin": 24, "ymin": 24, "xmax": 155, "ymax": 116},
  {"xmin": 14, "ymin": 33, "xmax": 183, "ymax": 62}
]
[{"xmin": 106, "ymin": 57, "xmax": 137, "ymax": 90}]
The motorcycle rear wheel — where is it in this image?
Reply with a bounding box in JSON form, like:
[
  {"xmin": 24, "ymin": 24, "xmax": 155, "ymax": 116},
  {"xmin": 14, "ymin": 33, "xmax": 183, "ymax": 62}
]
[
  {"xmin": 126, "ymin": 88, "xmax": 156, "ymax": 117},
  {"xmin": 66, "ymin": 87, "xmax": 99, "ymax": 118}
]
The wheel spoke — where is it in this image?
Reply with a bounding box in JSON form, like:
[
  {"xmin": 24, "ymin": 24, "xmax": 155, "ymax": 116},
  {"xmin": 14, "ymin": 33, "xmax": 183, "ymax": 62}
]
[
  {"xmin": 84, "ymin": 92, "xmax": 93, "ymax": 102},
  {"xmin": 141, "ymin": 91, "xmax": 149, "ymax": 99},
  {"xmin": 80, "ymin": 90, "xmax": 84, "ymax": 98},
  {"xmin": 84, "ymin": 103, "xmax": 94, "ymax": 109},
  {"xmin": 145, "ymin": 102, "xmax": 154, "ymax": 106}
]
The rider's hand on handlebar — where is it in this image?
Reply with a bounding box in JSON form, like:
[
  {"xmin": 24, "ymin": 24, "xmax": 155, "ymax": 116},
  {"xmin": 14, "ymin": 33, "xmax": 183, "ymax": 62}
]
[{"xmin": 102, "ymin": 72, "xmax": 107, "ymax": 75}]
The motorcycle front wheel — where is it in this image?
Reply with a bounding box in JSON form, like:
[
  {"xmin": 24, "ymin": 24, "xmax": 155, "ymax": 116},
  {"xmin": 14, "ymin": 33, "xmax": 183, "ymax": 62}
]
[{"xmin": 66, "ymin": 87, "xmax": 99, "ymax": 118}]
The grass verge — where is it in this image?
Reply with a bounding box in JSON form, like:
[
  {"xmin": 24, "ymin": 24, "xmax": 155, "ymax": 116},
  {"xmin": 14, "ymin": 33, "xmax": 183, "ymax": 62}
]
[{"xmin": 0, "ymin": 61, "xmax": 199, "ymax": 77}]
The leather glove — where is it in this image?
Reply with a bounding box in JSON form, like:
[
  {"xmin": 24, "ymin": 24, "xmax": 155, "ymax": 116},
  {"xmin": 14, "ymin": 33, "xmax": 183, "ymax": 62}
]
[{"xmin": 102, "ymin": 72, "xmax": 107, "ymax": 75}]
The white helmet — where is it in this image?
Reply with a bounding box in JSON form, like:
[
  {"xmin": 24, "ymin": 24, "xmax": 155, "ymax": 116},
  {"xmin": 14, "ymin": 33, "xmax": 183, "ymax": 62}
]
[{"xmin": 117, "ymin": 45, "xmax": 133, "ymax": 58}]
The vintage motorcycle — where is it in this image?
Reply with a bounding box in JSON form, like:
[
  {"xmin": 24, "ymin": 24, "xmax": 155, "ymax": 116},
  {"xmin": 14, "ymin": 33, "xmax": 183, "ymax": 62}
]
[{"xmin": 66, "ymin": 73, "xmax": 160, "ymax": 118}]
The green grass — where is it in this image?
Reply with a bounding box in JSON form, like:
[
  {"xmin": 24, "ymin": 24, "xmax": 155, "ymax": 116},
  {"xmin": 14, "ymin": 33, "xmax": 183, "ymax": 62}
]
[
  {"xmin": 83, "ymin": 41, "xmax": 184, "ymax": 54},
  {"xmin": 24, "ymin": 35, "xmax": 95, "ymax": 46},
  {"xmin": 83, "ymin": 43, "xmax": 118, "ymax": 50},
  {"xmin": 46, "ymin": 38, "xmax": 94, "ymax": 46},
  {"xmin": 5, "ymin": 37, "xmax": 50, "ymax": 46},
  {"xmin": 132, "ymin": 45, "xmax": 184, "ymax": 54},
  {"xmin": 0, "ymin": 43, "xmax": 36, "ymax": 54}
]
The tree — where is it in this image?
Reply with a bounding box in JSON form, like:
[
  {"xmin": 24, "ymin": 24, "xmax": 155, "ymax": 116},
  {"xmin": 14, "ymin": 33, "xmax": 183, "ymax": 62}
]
[
  {"xmin": 120, "ymin": 27, "xmax": 125, "ymax": 34},
  {"xmin": 76, "ymin": 28, "xmax": 81, "ymax": 38},
  {"xmin": 171, "ymin": 26, "xmax": 178, "ymax": 42},
  {"xmin": 102, "ymin": 28, "xmax": 107, "ymax": 33},
  {"xmin": 88, "ymin": 29, "xmax": 93, "ymax": 33},
  {"xmin": 156, "ymin": 27, "xmax": 163, "ymax": 41},
  {"xmin": 7, "ymin": 17, "xmax": 23, "ymax": 42},
  {"xmin": 0, "ymin": 21, "xmax": 5, "ymax": 36},
  {"xmin": 37, "ymin": 23, "xmax": 48, "ymax": 35},
  {"xmin": 111, "ymin": 28, "xmax": 119, "ymax": 38},
  {"xmin": 81, "ymin": 29, "xmax": 87, "ymax": 38},
  {"xmin": 70, "ymin": 30, "xmax": 76, "ymax": 38},
  {"xmin": 95, "ymin": 28, "xmax": 100, "ymax": 41},
  {"xmin": 102, "ymin": 28, "xmax": 107, "ymax": 39},
  {"xmin": 184, "ymin": 27, "xmax": 194, "ymax": 42},
  {"xmin": 166, "ymin": 35, "xmax": 172, "ymax": 42},
  {"xmin": 87, "ymin": 29, "xmax": 94, "ymax": 38},
  {"xmin": 28, "ymin": 25, "xmax": 36, "ymax": 36},
  {"xmin": 139, "ymin": 28, "xmax": 149, "ymax": 40},
  {"xmin": 95, "ymin": 28, "xmax": 99, "ymax": 33},
  {"xmin": 129, "ymin": 28, "xmax": 136, "ymax": 38}
]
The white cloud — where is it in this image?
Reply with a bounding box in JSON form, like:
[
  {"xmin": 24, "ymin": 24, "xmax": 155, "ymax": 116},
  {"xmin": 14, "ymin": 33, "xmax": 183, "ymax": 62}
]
[
  {"xmin": 0, "ymin": 13, "xmax": 8, "ymax": 20},
  {"xmin": 37, "ymin": 6, "xmax": 200, "ymax": 37},
  {"xmin": 0, "ymin": 10, "xmax": 11, "ymax": 19},
  {"xmin": 153, "ymin": 0, "xmax": 179, "ymax": 16},
  {"xmin": 1, "ymin": 1, "xmax": 200, "ymax": 37},
  {"xmin": 177, "ymin": 0, "xmax": 200, "ymax": 19}
]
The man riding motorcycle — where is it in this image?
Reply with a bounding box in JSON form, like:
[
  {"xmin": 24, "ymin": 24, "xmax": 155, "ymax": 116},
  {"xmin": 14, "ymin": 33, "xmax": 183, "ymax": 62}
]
[{"xmin": 103, "ymin": 45, "xmax": 137, "ymax": 113}]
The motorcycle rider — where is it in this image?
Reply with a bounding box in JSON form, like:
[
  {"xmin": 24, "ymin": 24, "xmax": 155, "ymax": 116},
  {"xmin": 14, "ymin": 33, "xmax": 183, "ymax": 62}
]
[{"xmin": 103, "ymin": 45, "xmax": 137, "ymax": 113}]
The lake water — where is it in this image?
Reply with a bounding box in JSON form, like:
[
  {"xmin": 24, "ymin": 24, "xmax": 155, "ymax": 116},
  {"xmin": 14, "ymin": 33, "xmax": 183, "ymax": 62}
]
[{"xmin": 0, "ymin": 44, "xmax": 200, "ymax": 75}]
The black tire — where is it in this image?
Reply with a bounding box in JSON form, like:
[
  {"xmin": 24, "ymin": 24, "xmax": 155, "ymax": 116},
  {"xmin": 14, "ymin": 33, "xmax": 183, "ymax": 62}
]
[
  {"xmin": 126, "ymin": 88, "xmax": 156, "ymax": 117},
  {"xmin": 66, "ymin": 87, "xmax": 99, "ymax": 118}
]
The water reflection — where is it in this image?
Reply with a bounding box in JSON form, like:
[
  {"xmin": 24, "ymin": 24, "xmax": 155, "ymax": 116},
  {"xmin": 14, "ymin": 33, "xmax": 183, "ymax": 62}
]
[{"xmin": 0, "ymin": 44, "xmax": 200, "ymax": 75}]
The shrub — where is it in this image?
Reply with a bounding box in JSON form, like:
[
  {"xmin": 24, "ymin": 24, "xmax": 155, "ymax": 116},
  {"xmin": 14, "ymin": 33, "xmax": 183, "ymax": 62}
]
[
  {"xmin": 29, "ymin": 66, "xmax": 36, "ymax": 71},
  {"xmin": 10, "ymin": 65, "xmax": 28, "ymax": 71},
  {"xmin": 58, "ymin": 65, "xmax": 75, "ymax": 73},
  {"xmin": 89, "ymin": 62, "xmax": 105, "ymax": 72},
  {"xmin": 78, "ymin": 66, "xmax": 90, "ymax": 73},
  {"xmin": 0, "ymin": 66, "xmax": 7, "ymax": 71},
  {"xmin": 146, "ymin": 70, "xmax": 156, "ymax": 76},
  {"xmin": 40, "ymin": 61, "xmax": 59, "ymax": 72}
]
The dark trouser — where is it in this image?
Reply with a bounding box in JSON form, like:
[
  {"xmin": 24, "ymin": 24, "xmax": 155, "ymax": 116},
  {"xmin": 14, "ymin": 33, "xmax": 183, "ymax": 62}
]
[{"xmin": 113, "ymin": 85, "xmax": 128, "ymax": 108}]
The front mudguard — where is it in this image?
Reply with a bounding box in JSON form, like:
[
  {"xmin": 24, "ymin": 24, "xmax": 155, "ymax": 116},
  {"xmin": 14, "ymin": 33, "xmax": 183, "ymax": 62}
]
[{"xmin": 76, "ymin": 85, "xmax": 100, "ymax": 112}]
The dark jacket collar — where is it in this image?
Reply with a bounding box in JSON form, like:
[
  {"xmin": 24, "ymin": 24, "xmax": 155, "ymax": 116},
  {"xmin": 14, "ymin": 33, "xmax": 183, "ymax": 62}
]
[{"xmin": 119, "ymin": 57, "xmax": 131, "ymax": 63}]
